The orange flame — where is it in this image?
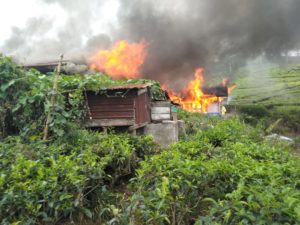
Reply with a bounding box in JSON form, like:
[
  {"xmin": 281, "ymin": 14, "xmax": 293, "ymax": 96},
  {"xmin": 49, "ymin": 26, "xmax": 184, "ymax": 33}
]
[
  {"xmin": 222, "ymin": 78, "xmax": 236, "ymax": 94},
  {"xmin": 90, "ymin": 40, "xmax": 146, "ymax": 79},
  {"xmin": 89, "ymin": 40, "xmax": 236, "ymax": 113},
  {"xmin": 228, "ymin": 83, "xmax": 237, "ymax": 94},
  {"xmin": 164, "ymin": 68, "xmax": 223, "ymax": 113}
]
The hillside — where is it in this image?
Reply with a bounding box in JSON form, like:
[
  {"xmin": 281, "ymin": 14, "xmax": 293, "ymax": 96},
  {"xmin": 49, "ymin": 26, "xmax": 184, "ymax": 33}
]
[
  {"xmin": 231, "ymin": 66, "xmax": 300, "ymax": 107},
  {"xmin": 228, "ymin": 64, "xmax": 300, "ymax": 135}
]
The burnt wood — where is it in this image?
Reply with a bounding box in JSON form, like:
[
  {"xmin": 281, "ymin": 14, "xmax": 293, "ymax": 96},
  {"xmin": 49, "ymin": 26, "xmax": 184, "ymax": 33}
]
[{"xmin": 202, "ymin": 86, "xmax": 228, "ymax": 97}]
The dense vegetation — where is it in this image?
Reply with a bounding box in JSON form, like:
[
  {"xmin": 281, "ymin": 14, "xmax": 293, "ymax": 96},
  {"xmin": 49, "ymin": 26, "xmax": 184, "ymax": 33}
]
[
  {"xmin": 1, "ymin": 54, "xmax": 300, "ymax": 224},
  {"xmin": 0, "ymin": 54, "xmax": 165, "ymax": 140}
]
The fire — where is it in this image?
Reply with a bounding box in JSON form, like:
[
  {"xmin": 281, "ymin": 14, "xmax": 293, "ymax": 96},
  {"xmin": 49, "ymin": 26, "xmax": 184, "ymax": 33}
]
[
  {"xmin": 164, "ymin": 68, "xmax": 223, "ymax": 113},
  {"xmin": 228, "ymin": 83, "xmax": 237, "ymax": 94},
  {"xmin": 90, "ymin": 40, "xmax": 146, "ymax": 79},
  {"xmin": 89, "ymin": 39, "xmax": 236, "ymax": 113}
]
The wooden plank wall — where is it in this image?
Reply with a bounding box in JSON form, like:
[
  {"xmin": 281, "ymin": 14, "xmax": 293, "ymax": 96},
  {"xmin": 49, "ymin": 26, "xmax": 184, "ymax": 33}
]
[
  {"xmin": 85, "ymin": 89, "xmax": 151, "ymax": 127},
  {"xmin": 135, "ymin": 91, "xmax": 151, "ymax": 125},
  {"xmin": 151, "ymin": 101, "xmax": 171, "ymax": 122}
]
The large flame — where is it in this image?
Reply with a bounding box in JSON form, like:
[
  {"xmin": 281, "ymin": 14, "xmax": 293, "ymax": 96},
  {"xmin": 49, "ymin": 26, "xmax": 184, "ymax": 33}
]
[
  {"xmin": 89, "ymin": 40, "xmax": 235, "ymax": 113},
  {"xmin": 164, "ymin": 68, "xmax": 224, "ymax": 113},
  {"xmin": 90, "ymin": 40, "xmax": 146, "ymax": 79}
]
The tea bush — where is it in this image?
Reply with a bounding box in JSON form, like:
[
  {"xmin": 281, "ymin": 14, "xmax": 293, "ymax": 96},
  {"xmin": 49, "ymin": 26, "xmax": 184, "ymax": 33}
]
[
  {"xmin": 0, "ymin": 131, "xmax": 160, "ymax": 224},
  {"xmin": 123, "ymin": 118, "xmax": 300, "ymax": 225}
]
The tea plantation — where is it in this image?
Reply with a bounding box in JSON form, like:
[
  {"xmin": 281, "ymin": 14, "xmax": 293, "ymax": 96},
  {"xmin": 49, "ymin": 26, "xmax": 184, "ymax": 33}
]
[
  {"xmin": 1, "ymin": 54, "xmax": 299, "ymax": 224},
  {"xmin": 229, "ymin": 65, "xmax": 300, "ymax": 135}
]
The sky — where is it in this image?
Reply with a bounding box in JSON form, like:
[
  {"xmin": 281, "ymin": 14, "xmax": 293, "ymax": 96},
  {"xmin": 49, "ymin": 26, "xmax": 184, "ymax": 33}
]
[
  {"xmin": 1, "ymin": 0, "xmax": 63, "ymax": 43},
  {"xmin": 0, "ymin": 0, "xmax": 119, "ymax": 55}
]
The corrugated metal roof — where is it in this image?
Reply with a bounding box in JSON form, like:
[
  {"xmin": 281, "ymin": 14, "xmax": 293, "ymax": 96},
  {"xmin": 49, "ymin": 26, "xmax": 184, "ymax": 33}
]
[
  {"xmin": 23, "ymin": 60, "xmax": 72, "ymax": 67},
  {"xmin": 23, "ymin": 61, "xmax": 73, "ymax": 74},
  {"xmin": 103, "ymin": 83, "xmax": 152, "ymax": 90}
]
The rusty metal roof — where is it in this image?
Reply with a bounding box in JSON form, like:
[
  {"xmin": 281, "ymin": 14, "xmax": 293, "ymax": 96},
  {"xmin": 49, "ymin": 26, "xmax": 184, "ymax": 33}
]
[{"xmin": 103, "ymin": 83, "xmax": 152, "ymax": 90}]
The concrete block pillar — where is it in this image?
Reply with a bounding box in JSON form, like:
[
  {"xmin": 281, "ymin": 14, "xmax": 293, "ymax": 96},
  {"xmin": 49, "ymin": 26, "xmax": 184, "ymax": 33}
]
[{"xmin": 144, "ymin": 120, "xmax": 179, "ymax": 146}]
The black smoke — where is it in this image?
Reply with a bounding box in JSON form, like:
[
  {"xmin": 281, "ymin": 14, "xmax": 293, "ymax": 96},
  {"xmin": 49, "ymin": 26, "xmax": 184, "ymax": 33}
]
[
  {"xmin": 2, "ymin": 0, "xmax": 300, "ymax": 87},
  {"xmin": 115, "ymin": 0, "xmax": 300, "ymax": 86}
]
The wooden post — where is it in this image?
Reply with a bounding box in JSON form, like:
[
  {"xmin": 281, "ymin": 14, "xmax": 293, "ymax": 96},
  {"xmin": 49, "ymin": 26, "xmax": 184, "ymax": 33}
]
[{"xmin": 43, "ymin": 54, "xmax": 64, "ymax": 141}]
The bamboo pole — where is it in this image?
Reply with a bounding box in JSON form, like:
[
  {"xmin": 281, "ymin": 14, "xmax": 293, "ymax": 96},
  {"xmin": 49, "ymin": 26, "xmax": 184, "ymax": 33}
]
[{"xmin": 43, "ymin": 54, "xmax": 64, "ymax": 141}]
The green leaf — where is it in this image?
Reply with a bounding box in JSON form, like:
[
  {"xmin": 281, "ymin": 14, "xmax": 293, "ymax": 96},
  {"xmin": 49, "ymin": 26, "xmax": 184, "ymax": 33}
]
[
  {"xmin": 82, "ymin": 208, "xmax": 93, "ymax": 219},
  {"xmin": 1, "ymin": 79, "xmax": 16, "ymax": 91}
]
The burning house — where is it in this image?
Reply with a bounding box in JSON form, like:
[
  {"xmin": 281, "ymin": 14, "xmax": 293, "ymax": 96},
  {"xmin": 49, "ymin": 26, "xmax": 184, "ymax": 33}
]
[
  {"xmin": 24, "ymin": 40, "xmax": 235, "ymax": 145},
  {"xmin": 202, "ymin": 85, "xmax": 229, "ymax": 115},
  {"xmin": 82, "ymin": 75, "xmax": 233, "ymax": 145},
  {"xmin": 165, "ymin": 68, "xmax": 234, "ymax": 115}
]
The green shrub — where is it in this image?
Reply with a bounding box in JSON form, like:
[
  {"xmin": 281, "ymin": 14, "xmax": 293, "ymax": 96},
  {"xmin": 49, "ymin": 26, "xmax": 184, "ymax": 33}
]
[
  {"xmin": 270, "ymin": 106, "xmax": 300, "ymax": 134},
  {"xmin": 238, "ymin": 105, "xmax": 270, "ymax": 118},
  {"xmin": 121, "ymin": 118, "xmax": 299, "ymax": 225},
  {"xmin": 177, "ymin": 109, "xmax": 221, "ymax": 135},
  {"xmin": 1, "ymin": 55, "xmax": 299, "ymax": 225},
  {"xmin": 0, "ymin": 131, "xmax": 160, "ymax": 224}
]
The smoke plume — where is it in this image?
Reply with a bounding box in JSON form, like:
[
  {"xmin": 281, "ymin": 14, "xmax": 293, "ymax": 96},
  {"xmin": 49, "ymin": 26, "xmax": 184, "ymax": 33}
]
[
  {"xmin": 1, "ymin": 0, "xmax": 111, "ymax": 63},
  {"xmin": 2, "ymin": 0, "xmax": 300, "ymax": 87},
  {"xmin": 115, "ymin": 0, "xmax": 300, "ymax": 85}
]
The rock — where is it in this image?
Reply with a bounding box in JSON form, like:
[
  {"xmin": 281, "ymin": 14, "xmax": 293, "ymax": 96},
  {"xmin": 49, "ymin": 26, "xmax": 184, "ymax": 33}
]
[{"xmin": 265, "ymin": 133, "xmax": 294, "ymax": 142}]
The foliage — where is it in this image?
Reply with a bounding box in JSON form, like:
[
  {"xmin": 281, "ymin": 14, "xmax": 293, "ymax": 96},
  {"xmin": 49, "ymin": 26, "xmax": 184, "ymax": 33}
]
[
  {"xmin": 1, "ymin": 55, "xmax": 299, "ymax": 225},
  {"xmin": 0, "ymin": 131, "xmax": 160, "ymax": 224},
  {"xmin": 121, "ymin": 118, "xmax": 300, "ymax": 225},
  {"xmin": 0, "ymin": 55, "xmax": 166, "ymax": 140},
  {"xmin": 0, "ymin": 54, "xmax": 29, "ymax": 138},
  {"xmin": 231, "ymin": 104, "xmax": 300, "ymax": 135},
  {"xmin": 177, "ymin": 109, "xmax": 220, "ymax": 135},
  {"xmin": 270, "ymin": 106, "xmax": 300, "ymax": 134}
]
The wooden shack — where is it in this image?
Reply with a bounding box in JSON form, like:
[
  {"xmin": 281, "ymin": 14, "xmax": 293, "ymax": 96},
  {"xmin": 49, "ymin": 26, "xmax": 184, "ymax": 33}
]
[{"xmin": 85, "ymin": 84, "xmax": 153, "ymax": 131}]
